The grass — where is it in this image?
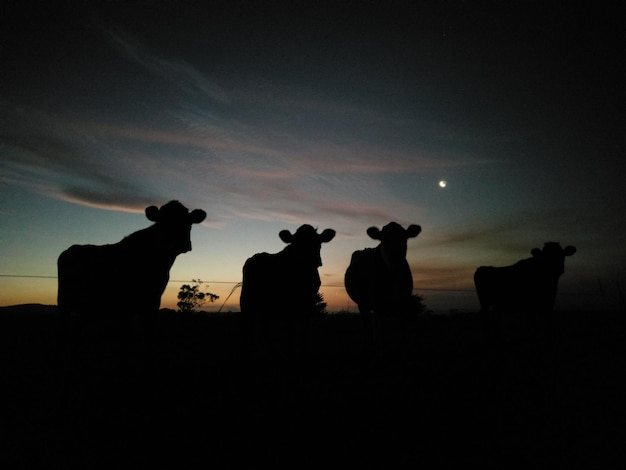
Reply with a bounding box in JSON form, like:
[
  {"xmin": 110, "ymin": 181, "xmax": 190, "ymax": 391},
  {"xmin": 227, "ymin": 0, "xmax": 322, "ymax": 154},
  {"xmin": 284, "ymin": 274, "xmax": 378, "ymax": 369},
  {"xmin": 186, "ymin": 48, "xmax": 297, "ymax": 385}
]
[{"xmin": 0, "ymin": 305, "xmax": 623, "ymax": 468}]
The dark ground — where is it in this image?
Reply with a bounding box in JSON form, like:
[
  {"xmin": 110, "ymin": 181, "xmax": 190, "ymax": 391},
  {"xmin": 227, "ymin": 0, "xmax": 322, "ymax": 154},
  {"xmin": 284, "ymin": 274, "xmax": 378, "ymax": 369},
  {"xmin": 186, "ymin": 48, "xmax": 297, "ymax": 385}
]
[{"xmin": 1, "ymin": 305, "xmax": 623, "ymax": 469}]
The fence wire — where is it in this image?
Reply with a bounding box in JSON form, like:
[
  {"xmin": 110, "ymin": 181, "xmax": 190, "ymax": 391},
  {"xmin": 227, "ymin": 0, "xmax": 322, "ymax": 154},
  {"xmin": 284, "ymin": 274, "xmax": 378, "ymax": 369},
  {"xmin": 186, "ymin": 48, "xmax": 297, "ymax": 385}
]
[{"xmin": 0, "ymin": 273, "xmax": 616, "ymax": 296}]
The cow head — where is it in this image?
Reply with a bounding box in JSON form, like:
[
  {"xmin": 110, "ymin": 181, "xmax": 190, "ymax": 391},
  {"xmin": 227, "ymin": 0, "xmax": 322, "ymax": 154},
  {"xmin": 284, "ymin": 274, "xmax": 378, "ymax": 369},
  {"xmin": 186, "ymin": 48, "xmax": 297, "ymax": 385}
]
[
  {"xmin": 279, "ymin": 224, "xmax": 336, "ymax": 268},
  {"xmin": 367, "ymin": 222, "xmax": 421, "ymax": 267},
  {"xmin": 530, "ymin": 242, "xmax": 576, "ymax": 276},
  {"xmin": 145, "ymin": 200, "xmax": 206, "ymax": 254}
]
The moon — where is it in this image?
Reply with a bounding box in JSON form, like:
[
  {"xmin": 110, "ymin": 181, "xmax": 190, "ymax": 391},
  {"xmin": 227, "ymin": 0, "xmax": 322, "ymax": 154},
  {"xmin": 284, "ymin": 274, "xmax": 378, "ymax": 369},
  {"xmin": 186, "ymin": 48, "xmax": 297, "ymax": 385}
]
[{"xmin": 438, "ymin": 180, "xmax": 447, "ymax": 188}]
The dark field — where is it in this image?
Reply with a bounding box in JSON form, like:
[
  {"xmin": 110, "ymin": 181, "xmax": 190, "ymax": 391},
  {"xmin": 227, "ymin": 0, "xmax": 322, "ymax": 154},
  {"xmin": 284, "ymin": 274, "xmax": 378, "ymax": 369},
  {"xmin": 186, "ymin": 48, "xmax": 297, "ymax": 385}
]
[{"xmin": 1, "ymin": 305, "xmax": 623, "ymax": 468}]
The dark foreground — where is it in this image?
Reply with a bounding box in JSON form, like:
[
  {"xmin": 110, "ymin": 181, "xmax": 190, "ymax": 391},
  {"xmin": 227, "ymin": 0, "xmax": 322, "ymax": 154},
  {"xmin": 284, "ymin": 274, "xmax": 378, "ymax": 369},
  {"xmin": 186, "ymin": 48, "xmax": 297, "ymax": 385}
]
[{"xmin": 1, "ymin": 305, "xmax": 623, "ymax": 468}]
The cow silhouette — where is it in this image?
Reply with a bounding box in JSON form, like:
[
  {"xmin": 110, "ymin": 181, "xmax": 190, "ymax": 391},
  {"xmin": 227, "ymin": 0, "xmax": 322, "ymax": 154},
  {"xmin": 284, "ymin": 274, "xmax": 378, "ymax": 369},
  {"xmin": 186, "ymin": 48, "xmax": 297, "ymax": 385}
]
[
  {"xmin": 474, "ymin": 242, "xmax": 576, "ymax": 337},
  {"xmin": 240, "ymin": 224, "xmax": 336, "ymax": 361},
  {"xmin": 345, "ymin": 222, "xmax": 422, "ymax": 349},
  {"xmin": 57, "ymin": 201, "xmax": 206, "ymax": 359}
]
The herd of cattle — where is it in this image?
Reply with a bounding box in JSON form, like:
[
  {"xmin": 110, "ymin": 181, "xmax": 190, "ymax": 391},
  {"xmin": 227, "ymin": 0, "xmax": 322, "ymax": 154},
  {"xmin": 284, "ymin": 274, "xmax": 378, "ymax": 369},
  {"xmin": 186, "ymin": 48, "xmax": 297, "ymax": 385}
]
[{"xmin": 57, "ymin": 201, "xmax": 576, "ymax": 353}]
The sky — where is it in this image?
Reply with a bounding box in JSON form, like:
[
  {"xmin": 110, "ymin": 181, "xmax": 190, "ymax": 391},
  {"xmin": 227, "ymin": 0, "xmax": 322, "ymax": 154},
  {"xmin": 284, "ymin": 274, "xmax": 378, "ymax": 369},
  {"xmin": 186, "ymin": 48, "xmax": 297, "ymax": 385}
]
[{"xmin": 1, "ymin": 0, "xmax": 624, "ymax": 313}]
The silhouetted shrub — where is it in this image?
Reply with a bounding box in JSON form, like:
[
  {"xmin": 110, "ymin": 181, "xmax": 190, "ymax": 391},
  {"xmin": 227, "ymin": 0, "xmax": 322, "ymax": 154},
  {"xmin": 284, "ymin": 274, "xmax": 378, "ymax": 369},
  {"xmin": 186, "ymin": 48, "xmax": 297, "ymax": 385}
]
[
  {"xmin": 409, "ymin": 294, "xmax": 430, "ymax": 315},
  {"xmin": 312, "ymin": 292, "xmax": 328, "ymax": 318},
  {"xmin": 177, "ymin": 280, "xmax": 219, "ymax": 313}
]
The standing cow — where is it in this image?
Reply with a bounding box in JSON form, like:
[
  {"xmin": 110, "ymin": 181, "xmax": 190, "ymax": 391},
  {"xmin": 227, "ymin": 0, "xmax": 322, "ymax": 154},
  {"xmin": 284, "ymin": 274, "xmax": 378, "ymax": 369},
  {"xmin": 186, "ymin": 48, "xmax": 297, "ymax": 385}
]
[
  {"xmin": 57, "ymin": 200, "xmax": 206, "ymax": 360},
  {"xmin": 240, "ymin": 224, "xmax": 336, "ymax": 361},
  {"xmin": 345, "ymin": 222, "xmax": 422, "ymax": 349},
  {"xmin": 474, "ymin": 242, "xmax": 576, "ymax": 337}
]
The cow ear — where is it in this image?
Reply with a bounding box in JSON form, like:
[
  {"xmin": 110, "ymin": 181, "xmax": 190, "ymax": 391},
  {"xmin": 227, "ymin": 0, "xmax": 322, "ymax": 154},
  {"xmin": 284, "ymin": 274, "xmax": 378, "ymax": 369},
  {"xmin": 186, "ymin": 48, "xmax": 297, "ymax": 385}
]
[
  {"xmin": 190, "ymin": 209, "xmax": 207, "ymax": 224},
  {"xmin": 145, "ymin": 205, "xmax": 160, "ymax": 222},
  {"xmin": 406, "ymin": 224, "xmax": 422, "ymax": 238},
  {"xmin": 531, "ymin": 248, "xmax": 542, "ymax": 257},
  {"xmin": 564, "ymin": 246, "xmax": 576, "ymax": 256},
  {"xmin": 320, "ymin": 229, "xmax": 336, "ymax": 243},
  {"xmin": 279, "ymin": 230, "xmax": 294, "ymax": 244},
  {"xmin": 366, "ymin": 227, "xmax": 381, "ymax": 240}
]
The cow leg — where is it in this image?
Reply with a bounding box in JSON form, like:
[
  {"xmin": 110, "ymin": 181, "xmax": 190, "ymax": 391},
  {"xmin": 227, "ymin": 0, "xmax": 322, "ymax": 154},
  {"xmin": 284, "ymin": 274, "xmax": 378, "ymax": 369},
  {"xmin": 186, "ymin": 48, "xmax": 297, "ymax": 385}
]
[
  {"xmin": 358, "ymin": 305, "xmax": 376, "ymax": 350},
  {"xmin": 532, "ymin": 307, "xmax": 556, "ymax": 353},
  {"xmin": 360, "ymin": 305, "xmax": 390, "ymax": 360},
  {"xmin": 292, "ymin": 312, "xmax": 309, "ymax": 364},
  {"xmin": 479, "ymin": 305, "xmax": 502, "ymax": 348},
  {"xmin": 130, "ymin": 310, "xmax": 158, "ymax": 375}
]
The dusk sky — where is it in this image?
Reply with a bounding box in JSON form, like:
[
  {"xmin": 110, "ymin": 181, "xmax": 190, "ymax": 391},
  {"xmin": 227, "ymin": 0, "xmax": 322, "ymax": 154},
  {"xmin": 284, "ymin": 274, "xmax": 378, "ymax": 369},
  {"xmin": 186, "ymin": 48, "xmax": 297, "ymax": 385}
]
[{"xmin": 1, "ymin": 1, "xmax": 624, "ymax": 313}]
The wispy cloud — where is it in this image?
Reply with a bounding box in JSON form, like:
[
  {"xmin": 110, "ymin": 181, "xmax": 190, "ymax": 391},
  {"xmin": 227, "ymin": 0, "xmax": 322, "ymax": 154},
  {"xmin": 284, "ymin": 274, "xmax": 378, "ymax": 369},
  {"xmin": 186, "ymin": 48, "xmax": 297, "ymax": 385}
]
[
  {"xmin": 413, "ymin": 262, "xmax": 477, "ymax": 290},
  {"xmin": 0, "ymin": 104, "xmax": 455, "ymax": 228},
  {"xmin": 1, "ymin": 106, "xmax": 158, "ymax": 206},
  {"xmin": 414, "ymin": 207, "xmax": 587, "ymax": 276},
  {"xmin": 0, "ymin": 20, "xmax": 496, "ymax": 229},
  {"xmin": 316, "ymin": 201, "xmax": 396, "ymax": 222},
  {"xmin": 104, "ymin": 28, "xmax": 229, "ymax": 105}
]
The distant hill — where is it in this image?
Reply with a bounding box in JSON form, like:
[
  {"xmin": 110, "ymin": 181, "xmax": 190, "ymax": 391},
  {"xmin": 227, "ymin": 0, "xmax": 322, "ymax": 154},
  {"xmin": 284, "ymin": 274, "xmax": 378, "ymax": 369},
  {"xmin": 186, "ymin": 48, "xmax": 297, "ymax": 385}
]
[{"xmin": 0, "ymin": 303, "xmax": 58, "ymax": 316}]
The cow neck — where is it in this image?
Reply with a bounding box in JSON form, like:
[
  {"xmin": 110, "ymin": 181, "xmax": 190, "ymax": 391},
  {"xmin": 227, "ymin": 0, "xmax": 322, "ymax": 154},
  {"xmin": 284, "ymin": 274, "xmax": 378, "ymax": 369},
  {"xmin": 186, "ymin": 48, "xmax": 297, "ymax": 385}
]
[
  {"xmin": 280, "ymin": 244, "xmax": 298, "ymax": 261},
  {"xmin": 281, "ymin": 244, "xmax": 315, "ymax": 267},
  {"xmin": 376, "ymin": 244, "xmax": 404, "ymax": 276},
  {"xmin": 120, "ymin": 225, "xmax": 178, "ymax": 261}
]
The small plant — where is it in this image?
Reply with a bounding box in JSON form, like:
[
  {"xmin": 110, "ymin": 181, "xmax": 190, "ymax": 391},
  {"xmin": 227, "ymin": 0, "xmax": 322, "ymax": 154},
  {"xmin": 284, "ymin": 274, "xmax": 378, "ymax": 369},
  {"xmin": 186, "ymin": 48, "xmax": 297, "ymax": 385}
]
[
  {"xmin": 312, "ymin": 292, "xmax": 328, "ymax": 317},
  {"xmin": 177, "ymin": 279, "xmax": 219, "ymax": 314},
  {"xmin": 409, "ymin": 294, "xmax": 430, "ymax": 315},
  {"xmin": 390, "ymin": 293, "xmax": 430, "ymax": 317}
]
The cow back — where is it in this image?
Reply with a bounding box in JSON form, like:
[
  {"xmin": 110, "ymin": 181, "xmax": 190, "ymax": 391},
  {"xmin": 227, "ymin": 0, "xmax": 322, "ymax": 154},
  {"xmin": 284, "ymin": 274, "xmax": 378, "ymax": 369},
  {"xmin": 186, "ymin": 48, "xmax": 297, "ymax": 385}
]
[
  {"xmin": 475, "ymin": 254, "xmax": 568, "ymax": 313},
  {"xmin": 58, "ymin": 237, "xmax": 176, "ymax": 318},
  {"xmin": 241, "ymin": 249, "xmax": 321, "ymax": 316}
]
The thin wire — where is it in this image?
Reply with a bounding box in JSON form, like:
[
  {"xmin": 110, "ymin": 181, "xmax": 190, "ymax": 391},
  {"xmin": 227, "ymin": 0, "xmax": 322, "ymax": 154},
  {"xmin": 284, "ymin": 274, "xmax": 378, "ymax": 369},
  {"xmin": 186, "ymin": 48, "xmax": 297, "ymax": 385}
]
[
  {"xmin": 0, "ymin": 274, "xmax": 471, "ymax": 291},
  {"xmin": 0, "ymin": 274, "xmax": 608, "ymax": 295},
  {"xmin": 0, "ymin": 274, "xmax": 57, "ymax": 279}
]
